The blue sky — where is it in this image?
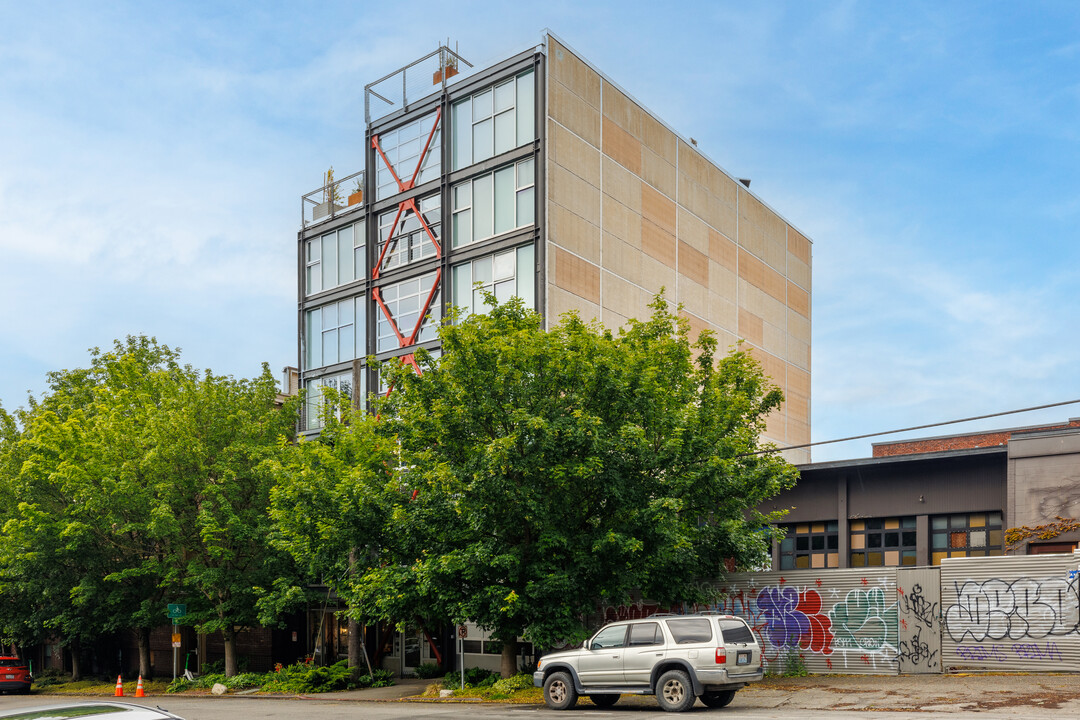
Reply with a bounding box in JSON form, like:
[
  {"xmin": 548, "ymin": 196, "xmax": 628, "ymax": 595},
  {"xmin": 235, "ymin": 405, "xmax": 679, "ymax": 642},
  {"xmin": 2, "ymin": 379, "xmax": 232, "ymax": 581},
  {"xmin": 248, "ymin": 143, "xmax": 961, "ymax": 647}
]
[{"xmin": 2, "ymin": 1, "xmax": 1079, "ymax": 461}]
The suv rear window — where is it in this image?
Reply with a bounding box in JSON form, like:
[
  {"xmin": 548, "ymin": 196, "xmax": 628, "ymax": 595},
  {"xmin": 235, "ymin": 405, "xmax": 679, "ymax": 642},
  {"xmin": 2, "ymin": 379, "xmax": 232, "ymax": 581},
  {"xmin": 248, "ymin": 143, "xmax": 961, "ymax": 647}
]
[
  {"xmin": 665, "ymin": 618, "xmax": 712, "ymax": 644},
  {"xmin": 718, "ymin": 619, "xmax": 756, "ymax": 644},
  {"xmin": 0, "ymin": 657, "xmax": 26, "ymax": 668},
  {"xmin": 628, "ymin": 622, "xmax": 663, "ymax": 646}
]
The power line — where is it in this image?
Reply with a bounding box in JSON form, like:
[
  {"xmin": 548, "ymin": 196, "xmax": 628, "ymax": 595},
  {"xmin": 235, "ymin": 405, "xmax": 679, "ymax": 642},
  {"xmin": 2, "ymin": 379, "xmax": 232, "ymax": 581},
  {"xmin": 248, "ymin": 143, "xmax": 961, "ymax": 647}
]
[{"xmin": 759, "ymin": 397, "xmax": 1080, "ymax": 455}]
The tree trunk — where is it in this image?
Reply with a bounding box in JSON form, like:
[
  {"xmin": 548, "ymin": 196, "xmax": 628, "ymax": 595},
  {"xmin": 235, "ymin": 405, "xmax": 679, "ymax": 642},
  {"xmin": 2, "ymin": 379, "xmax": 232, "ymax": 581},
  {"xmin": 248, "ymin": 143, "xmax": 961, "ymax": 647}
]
[
  {"xmin": 347, "ymin": 549, "xmax": 362, "ymax": 675},
  {"xmin": 69, "ymin": 639, "xmax": 82, "ymax": 682},
  {"xmin": 500, "ymin": 637, "xmax": 519, "ymax": 678},
  {"xmin": 136, "ymin": 627, "xmax": 152, "ymax": 679},
  {"xmin": 348, "ymin": 616, "xmax": 362, "ymax": 674},
  {"xmin": 223, "ymin": 627, "xmax": 238, "ymax": 677}
]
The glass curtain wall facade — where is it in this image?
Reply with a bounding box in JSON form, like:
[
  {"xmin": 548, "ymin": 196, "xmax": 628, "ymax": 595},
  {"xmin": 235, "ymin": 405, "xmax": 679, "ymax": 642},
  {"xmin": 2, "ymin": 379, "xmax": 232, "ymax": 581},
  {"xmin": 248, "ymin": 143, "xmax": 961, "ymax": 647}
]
[{"xmin": 298, "ymin": 50, "xmax": 542, "ymax": 431}]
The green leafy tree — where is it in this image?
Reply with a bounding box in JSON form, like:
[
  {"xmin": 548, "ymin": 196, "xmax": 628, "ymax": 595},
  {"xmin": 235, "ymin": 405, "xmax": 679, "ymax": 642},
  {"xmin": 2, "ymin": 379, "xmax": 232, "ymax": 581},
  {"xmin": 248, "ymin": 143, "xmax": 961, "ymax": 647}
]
[
  {"xmin": 378, "ymin": 294, "xmax": 797, "ymax": 676},
  {"xmin": 267, "ymin": 390, "xmax": 402, "ymax": 673},
  {"xmin": 0, "ymin": 337, "xmax": 299, "ymax": 678}
]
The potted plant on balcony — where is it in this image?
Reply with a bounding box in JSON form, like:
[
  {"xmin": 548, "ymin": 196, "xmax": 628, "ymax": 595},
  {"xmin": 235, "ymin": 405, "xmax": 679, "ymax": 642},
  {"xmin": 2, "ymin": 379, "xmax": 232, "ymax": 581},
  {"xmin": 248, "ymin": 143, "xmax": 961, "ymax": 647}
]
[
  {"xmin": 348, "ymin": 179, "xmax": 363, "ymax": 206},
  {"xmin": 313, "ymin": 166, "xmax": 345, "ymax": 220}
]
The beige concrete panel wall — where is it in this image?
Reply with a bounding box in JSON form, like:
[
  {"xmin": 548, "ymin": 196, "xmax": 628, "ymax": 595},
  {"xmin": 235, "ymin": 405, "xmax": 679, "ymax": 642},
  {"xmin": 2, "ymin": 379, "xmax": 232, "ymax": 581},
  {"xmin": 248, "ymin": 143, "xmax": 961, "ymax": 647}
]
[
  {"xmin": 641, "ymin": 217, "xmax": 676, "ymax": 268},
  {"xmin": 709, "ymin": 261, "xmax": 736, "ymax": 302},
  {"xmin": 546, "ymin": 36, "xmax": 812, "ymax": 456},
  {"xmin": 602, "ymin": 233, "xmax": 641, "ymax": 286},
  {"xmin": 552, "ymin": 246, "xmax": 600, "ymax": 305},
  {"xmin": 640, "ymin": 254, "xmax": 676, "ymax": 296},
  {"xmin": 678, "ymin": 241, "xmax": 708, "ymax": 287},
  {"xmin": 549, "ymin": 119, "xmax": 601, "ymax": 187},
  {"xmin": 548, "ymin": 284, "xmax": 600, "ymax": 323},
  {"xmin": 601, "ymin": 271, "xmax": 652, "ymax": 331},
  {"xmin": 602, "ymin": 194, "xmax": 641, "ymax": 250},
  {"xmin": 602, "ymin": 156, "xmax": 641, "ymax": 214},
  {"xmin": 549, "ymin": 202, "xmax": 601, "ymax": 264}
]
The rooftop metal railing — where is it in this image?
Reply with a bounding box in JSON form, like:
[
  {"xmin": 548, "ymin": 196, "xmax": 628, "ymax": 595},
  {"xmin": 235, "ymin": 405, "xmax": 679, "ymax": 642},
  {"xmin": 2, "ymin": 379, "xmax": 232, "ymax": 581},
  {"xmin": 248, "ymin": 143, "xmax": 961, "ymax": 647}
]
[
  {"xmin": 301, "ymin": 169, "xmax": 364, "ymax": 229},
  {"xmin": 365, "ymin": 44, "xmax": 472, "ymax": 125}
]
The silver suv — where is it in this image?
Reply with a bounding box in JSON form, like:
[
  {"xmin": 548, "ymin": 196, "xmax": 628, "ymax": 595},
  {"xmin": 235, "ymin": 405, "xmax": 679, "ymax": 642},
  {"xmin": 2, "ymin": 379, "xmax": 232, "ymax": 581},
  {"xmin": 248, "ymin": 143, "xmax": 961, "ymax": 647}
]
[{"xmin": 533, "ymin": 613, "xmax": 763, "ymax": 712}]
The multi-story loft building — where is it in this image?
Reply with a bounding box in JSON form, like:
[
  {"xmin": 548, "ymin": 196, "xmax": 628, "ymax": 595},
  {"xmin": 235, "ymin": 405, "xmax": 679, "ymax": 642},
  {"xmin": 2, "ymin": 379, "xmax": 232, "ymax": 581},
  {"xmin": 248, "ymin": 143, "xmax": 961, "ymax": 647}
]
[{"xmin": 297, "ymin": 32, "xmax": 813, "ymax": 461}]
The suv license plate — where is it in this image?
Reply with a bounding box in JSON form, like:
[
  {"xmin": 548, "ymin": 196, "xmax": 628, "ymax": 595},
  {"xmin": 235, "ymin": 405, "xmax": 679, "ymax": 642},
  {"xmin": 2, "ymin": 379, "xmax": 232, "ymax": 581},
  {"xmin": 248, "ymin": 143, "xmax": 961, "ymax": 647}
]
[{"xmin": 736, "ymin": 651, "xmax": 751, "ymax": 665}]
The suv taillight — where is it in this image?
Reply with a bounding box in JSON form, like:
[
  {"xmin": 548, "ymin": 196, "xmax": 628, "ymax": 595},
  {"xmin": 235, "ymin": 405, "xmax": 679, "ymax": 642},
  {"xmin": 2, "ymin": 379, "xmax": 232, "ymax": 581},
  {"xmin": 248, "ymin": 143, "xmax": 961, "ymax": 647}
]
[{"xmin": 715, "ymin": 648, "xmax": 726, "ymax": 664}]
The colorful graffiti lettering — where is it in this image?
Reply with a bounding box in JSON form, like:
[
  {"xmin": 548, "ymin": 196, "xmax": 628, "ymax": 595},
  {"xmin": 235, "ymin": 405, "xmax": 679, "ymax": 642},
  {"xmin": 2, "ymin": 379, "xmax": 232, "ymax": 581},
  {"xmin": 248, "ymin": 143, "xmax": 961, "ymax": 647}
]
[
  {"xmin": 756, "ymin": 587, "xmax": 834, "ymax": 654},
  {"xmin": 944, "ymin": 577, "xmax": 1080, "ymax": 642},
  {"xmin": 829, "ymin": 587, "xmax": 897, "ymax": 655}
]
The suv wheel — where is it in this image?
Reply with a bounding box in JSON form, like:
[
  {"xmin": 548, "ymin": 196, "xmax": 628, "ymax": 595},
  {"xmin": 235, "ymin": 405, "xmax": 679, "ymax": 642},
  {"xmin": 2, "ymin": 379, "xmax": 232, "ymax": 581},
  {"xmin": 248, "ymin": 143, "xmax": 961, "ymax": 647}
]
[
  {"xmin": 656, "ymin": 669, "xmax": 696, "ymax": 712},
  {"xmin": 543, "ymin": 671, "xmax": 578, "ymax": 710},
  {"xmin": 701, "ymin": 689, "xmax": 736, "ymax": 708}
]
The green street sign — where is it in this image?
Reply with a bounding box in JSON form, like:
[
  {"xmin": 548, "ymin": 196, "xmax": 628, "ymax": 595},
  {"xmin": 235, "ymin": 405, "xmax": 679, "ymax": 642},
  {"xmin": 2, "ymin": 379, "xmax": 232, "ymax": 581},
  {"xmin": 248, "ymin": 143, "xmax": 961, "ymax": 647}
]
[{"xmin": 167, "ymin": 603, "xmax": 187, "ymax": 619}]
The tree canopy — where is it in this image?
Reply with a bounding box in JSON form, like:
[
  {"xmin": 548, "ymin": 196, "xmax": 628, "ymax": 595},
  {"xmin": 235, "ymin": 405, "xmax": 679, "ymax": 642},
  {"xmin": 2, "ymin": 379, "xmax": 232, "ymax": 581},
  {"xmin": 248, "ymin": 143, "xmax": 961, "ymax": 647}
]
[
  {"xmin": 0, "ymin": 336, "xmax": 299, "ymax": 677},
  {"xmin": 373, "ymin": 295, "xmax": 797, "ymax": 675}
]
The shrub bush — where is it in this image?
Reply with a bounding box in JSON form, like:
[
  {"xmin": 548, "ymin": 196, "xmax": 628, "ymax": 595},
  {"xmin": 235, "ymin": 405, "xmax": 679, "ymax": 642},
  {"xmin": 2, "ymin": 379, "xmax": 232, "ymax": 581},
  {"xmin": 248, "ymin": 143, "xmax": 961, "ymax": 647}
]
[{"xmin": 414, "ymin": 662, "xmax": 441, "ymax": 679}]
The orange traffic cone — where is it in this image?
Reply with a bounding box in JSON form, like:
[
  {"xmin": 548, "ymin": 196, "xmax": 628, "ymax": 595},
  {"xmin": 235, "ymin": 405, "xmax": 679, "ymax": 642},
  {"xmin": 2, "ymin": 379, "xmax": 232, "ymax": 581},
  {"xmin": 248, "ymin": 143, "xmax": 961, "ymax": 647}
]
[
  {"xmin": 114, "ymin": 675, "xmax": 124, "ymax": 697},
  {"xmin": 135, "ymin": 675, "xmax": 145, "ymax": 697}
]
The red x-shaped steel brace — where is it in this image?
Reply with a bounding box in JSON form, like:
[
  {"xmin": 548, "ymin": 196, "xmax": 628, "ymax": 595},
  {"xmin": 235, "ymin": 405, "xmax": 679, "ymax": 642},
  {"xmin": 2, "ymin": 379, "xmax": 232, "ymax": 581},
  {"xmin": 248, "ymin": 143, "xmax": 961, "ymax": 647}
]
[{"xmin": 370, "ymin": 108, "xmax": 443, "ymax": 395}]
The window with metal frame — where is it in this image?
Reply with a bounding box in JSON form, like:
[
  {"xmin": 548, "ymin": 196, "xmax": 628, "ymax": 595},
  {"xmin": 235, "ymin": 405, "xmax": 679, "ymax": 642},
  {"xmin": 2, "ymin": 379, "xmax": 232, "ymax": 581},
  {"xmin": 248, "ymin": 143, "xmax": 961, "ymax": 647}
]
[
  {"xmin": 931, "ymin": 511, "xmax": 1003, "ymax": 565},
  {"xmin": 375, "ymin": 112, "xmax": 441, "ymax": 201},
  {"xmin": 450, "ymin": 243, "xmax": 534, "ymax": 318},
  {"xmin": 451, "ymin": 159, "xmax": 534, "ymax": 248},
  {"xmin": 305, "ymin": 222, "xmax": 365, "ymax": 296},
  {"xmin": 378, "ymin": 195, "xmax": 440, "ymax": 271},
  {"xmin": 375, "ymin": 272, "xmax": 441, "ymax": 352},
  {"xmin": 452, "ymin": 69, "xmax": 535, "ymax": 170},
  {"xmin": 303, "ymin": 371, "xmax": 360, "ymax": 431},
  {"xmin": 850, "ymin": 516, "xmax": 917, "ymax": 567},
  {"xmin": 304, "ymin": 296, "xmax": 366, "ymax": 371},
  {"xmin": 779, "ymin": 521, "xmax": 839, "ymax": 570}
]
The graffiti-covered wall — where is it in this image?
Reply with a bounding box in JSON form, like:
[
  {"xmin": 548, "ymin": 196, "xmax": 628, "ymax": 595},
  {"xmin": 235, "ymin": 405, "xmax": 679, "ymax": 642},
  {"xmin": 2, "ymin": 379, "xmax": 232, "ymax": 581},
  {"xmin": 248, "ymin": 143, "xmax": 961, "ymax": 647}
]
[
  {"xmin": 595, "ymin": 552, "xmax": 1080, "ymax": 675},
  {"xmin": 940, "ymin": 553, "xmax": 1080, "ymax": 671}
]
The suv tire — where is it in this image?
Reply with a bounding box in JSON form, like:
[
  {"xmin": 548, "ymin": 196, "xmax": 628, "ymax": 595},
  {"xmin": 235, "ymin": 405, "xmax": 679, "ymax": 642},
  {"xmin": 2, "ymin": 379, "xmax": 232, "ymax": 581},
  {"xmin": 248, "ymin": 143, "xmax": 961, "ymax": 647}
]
[
  {"xmin": 701, "ymin": 689, "xmax": 736, "ymax": 708},
  {"xmin": 656, "ymin": 669, "xmax": 696, "ymax": 712},
  {"xmin": 589, "ymin": 694, "xmax": 619, "ymax": 707},
  {"xmin": 543, "ymin": 671, "xmax": 578, "ymax": 710}
]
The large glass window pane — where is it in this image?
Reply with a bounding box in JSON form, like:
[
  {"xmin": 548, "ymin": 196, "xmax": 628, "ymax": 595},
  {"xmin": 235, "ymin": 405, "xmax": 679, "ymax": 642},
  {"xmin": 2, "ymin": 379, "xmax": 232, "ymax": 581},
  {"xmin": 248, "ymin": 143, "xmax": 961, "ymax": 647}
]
[
  {"xmin": 473, "ymin": 174, "xmax": 493, "ymax": 241},
  {"xmin": 494, "ymin": 279, "xmax": 514, "ymax": 303},
  {"xmin": 452, "ymin": 99, "xmax": 471, "ymax": 170},
  {"xmin": 454, "ymin": 182, "xmax": 471, "ymax": 210},
  {"xmin": 516, "ymin": 243, "xmax": 535, "ymax": 310},
  {"xmin": 306, "ymin": 308, "xmax": 322, "ymax": 369},
  {"xmin": 517, "ymin": 157, "xmax": 534, "ymax": 186},
  {"xmin": 322, "ymin": 302, "xmax": 337, "ymax": 329},
  {"xmin": 322, "ymin": 328, "xmax": 338, "ymax": 365},
  {"xmin": 339, "ymin": 324, "xmax": 354, "ymax": 363},
  {"xmin": 494, "ymin": 111, "xmax": 515, "ymax": 156},
  {"xmin": 306, "ymin": 264, "xmax": 321, "ymax": 295},
  {"xmin": 516, "ymin": 187, "xmax": 534, "ymax": 226},
  {"xmin": 452, "ymin": 263, "xmax": 472, "ymax": 315},
  {"xmin": 494, "ymin": 80, "xmax": 514, "ymax": 113},
  {"xmin": 493, "ymin": 166, "xmax": 515, "ymax": 235},
  {"xmin": 473, "ymin": 118, "xmax": 493, "ymax": 163},
  {"xmin": 453, "ymin": 210, "xmax": 471, "ymax": 249},
  {"xmin": 473, "ymin": 256, "xmax": 492, "ymax": 285},
  {"xmin": 516, "ymin": 71, "xmax": 535, "ymax": 146},
  {"xmin": 338, "ymin": 226, "xmax": 353, "ymax": 286},
  {"xmin": 473, "ymin": 89, "xmax": 492, "ymax": 120},
  {"xmin": 322, "ymin": 234, "xmax": 337, "ymax": 291},
  {"xmin": 493, "ymin": 249, "xmax": 515, "ymax": 281}
]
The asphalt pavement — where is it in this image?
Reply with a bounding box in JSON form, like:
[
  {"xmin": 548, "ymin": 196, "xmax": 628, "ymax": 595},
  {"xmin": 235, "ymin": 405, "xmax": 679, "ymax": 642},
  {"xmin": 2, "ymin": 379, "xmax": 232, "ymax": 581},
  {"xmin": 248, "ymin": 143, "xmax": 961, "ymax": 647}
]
[{"xmin": 10, "ymin": 673, "xmax": 1080, "ymax": 716}]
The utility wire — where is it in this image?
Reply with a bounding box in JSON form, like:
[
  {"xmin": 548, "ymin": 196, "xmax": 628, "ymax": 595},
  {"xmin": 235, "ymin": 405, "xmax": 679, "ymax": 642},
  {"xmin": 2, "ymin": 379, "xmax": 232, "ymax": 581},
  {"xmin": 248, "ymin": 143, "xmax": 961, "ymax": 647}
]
[{"xmin": 754, "ymin": 397, "xmax": 1080, "ymax": 456}]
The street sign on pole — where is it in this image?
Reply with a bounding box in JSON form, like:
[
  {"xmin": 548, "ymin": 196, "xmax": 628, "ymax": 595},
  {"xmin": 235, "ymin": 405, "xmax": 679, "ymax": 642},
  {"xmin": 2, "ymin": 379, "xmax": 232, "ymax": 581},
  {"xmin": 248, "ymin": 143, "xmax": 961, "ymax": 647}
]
[{"xmin": 167, "ymin": 604, "xmax": 187, "ymax": 619}]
